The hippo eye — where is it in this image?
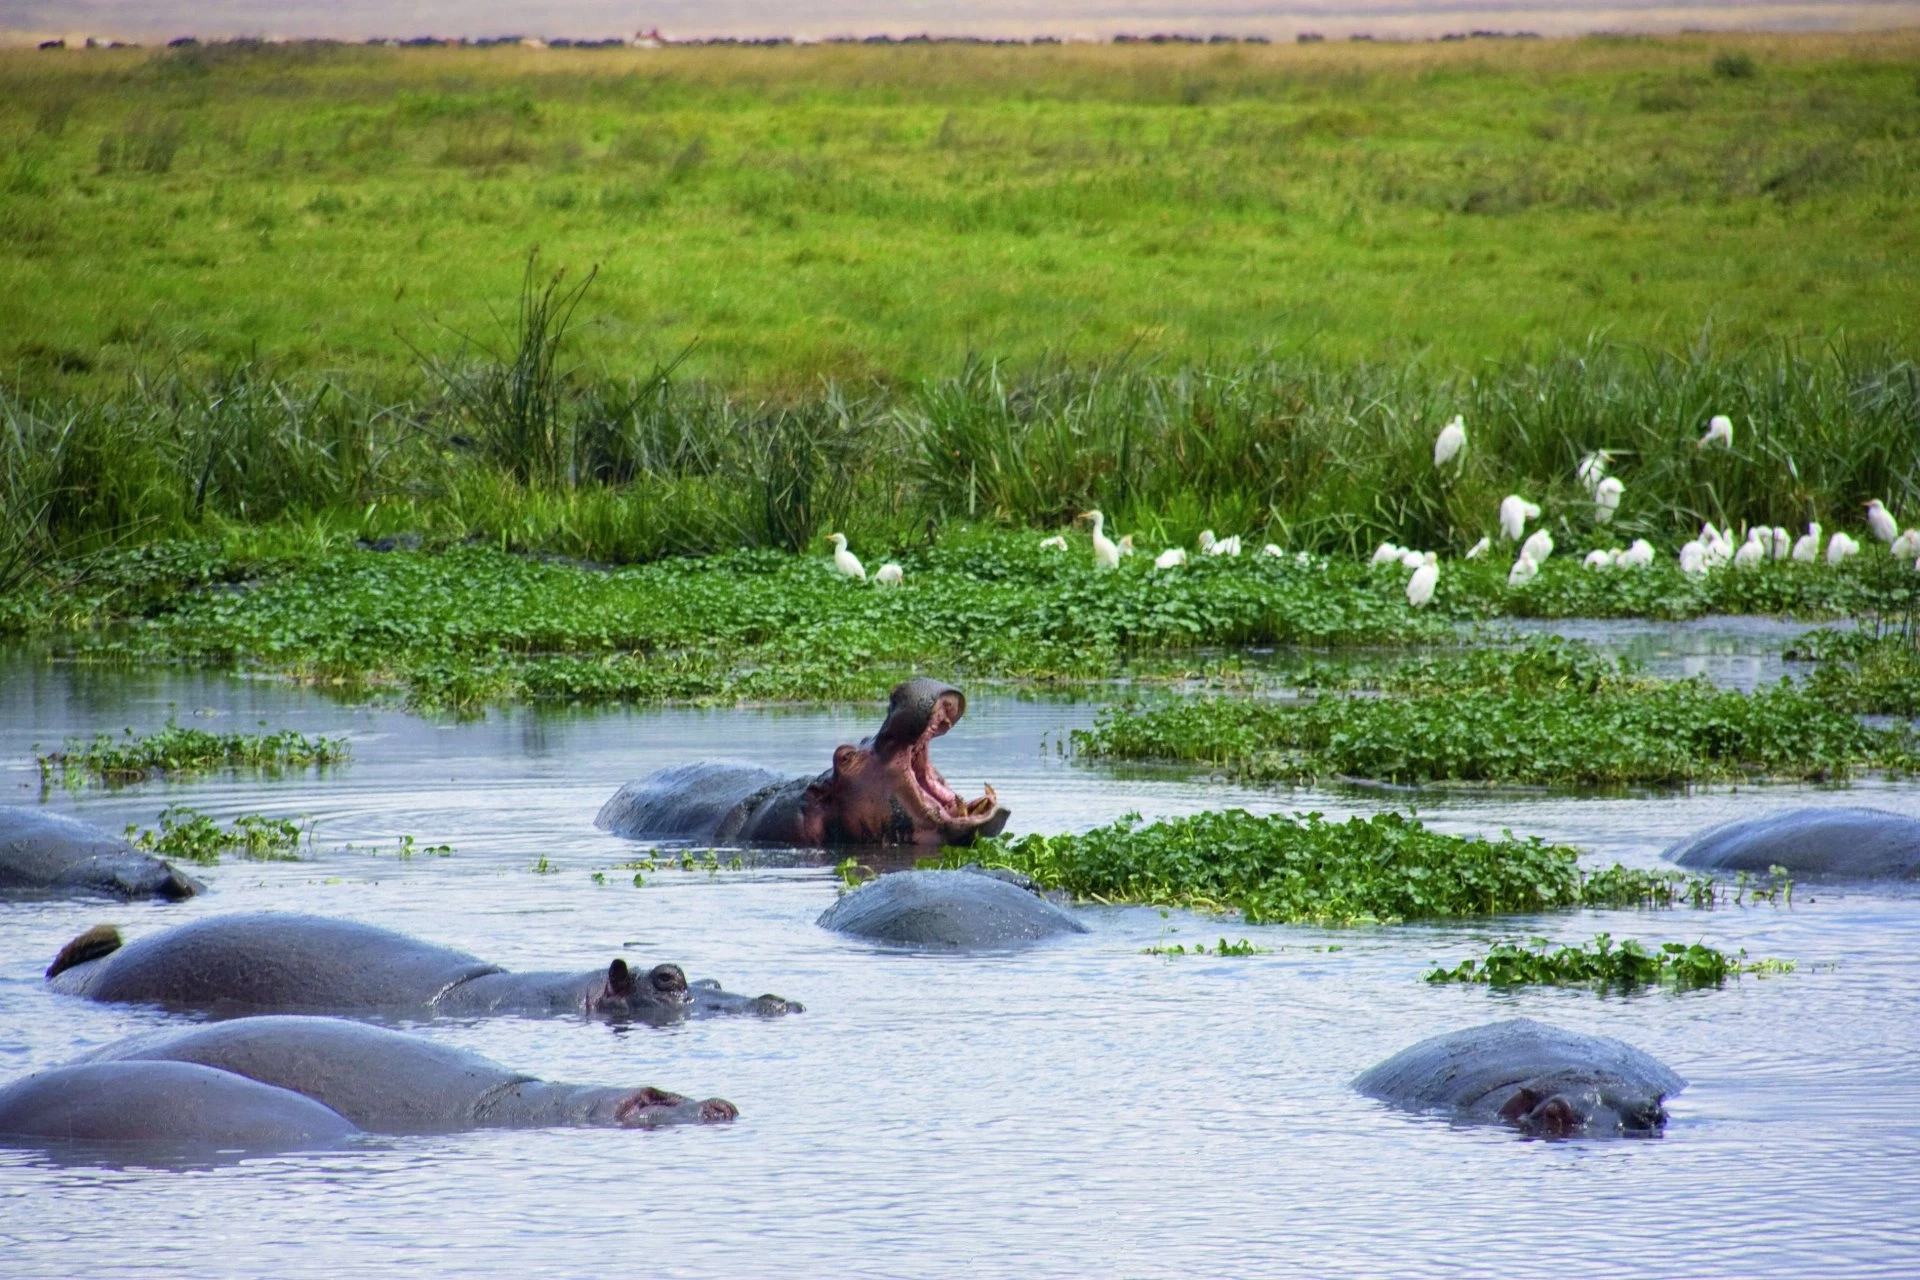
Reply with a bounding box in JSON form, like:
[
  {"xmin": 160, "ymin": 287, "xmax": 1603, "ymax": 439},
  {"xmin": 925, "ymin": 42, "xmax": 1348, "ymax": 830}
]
[{"xmin": 648, "ymin": 963, "xmax": 689, "ymax": 996}]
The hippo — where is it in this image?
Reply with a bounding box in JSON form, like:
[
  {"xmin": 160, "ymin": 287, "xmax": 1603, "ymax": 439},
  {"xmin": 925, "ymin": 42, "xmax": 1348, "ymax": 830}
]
[
  {"xmin": 0, "ymin": 1060, "xmax": 359, "ymax": 1154},
  {"xmin": 598, "ymin": 678, "xmax": 1009, "ymax": 848},
  {"xmin": 1354, "ymin": 1019, "xmax": 1685, "ymax": 1139},
  {"xmin": 45, "ymin": 913, "xmax": 799, "ymax": 1023},
  {"xmin": 1667, "ymin": 806, "xmax": 1920, "ymax": 878},
  {"xmin": 76, "ymin": 1016, "xmax": 737, "ymax": 1132},
  {"xmin": 818, "ymin": 868, "xmax": 1088, "ymax": 948},
  {"xmin": 0, "ymin": 806, "xmax": 202, "ymax": 901}
]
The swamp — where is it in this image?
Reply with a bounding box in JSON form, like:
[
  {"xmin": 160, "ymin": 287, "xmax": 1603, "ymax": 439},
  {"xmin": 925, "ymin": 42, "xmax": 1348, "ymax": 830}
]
[{"xmin": 1, "ymin": 26, "xmax": 1918, "ymax": 1280}]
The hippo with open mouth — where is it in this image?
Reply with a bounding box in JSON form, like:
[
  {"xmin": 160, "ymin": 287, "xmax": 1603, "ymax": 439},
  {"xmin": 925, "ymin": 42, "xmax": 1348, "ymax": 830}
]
[
  {"xmin": 1355, "ymin": 1018, "xmax": 1685, "ymax": 1139},
  {"xmin": 597, "ymin": 678, "xmax": 1010, "ymax": 848},
  {"xmin": 44, "ymin": 913, "xmax": 798, "ymax": 1023}
]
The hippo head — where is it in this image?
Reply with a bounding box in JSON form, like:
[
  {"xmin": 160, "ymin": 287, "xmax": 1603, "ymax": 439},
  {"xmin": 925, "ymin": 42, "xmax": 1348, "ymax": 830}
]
[
  {"xmin": 611, "ymin": 1087, "xmax": 739, "ymax": 1129},
  {"xmin": 590, "ymin": 960, "xmax": 698, "ymax": 1021},
  {"xmin": 801, "ymin": 679, "xmax": 1010, "ymax": 847},
  {"xmin": 1495, "ymin": 1071, "xmax": 1668, "ymax": 1139}
]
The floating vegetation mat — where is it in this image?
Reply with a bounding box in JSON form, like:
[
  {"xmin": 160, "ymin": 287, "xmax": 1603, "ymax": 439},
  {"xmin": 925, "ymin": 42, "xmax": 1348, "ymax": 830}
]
[
  {"xmin": 126, "ymin": 804, "xmax": 309, "ymax": 865},
  {"xmin": 1076, "ymin": 640, "xmax": 1919, "ymax": 787},
  {"xmin": 947, "ymin": 809, "xmax": 1716, "ymax": 926},
  {"xmin": 38, "ymin": 721, "xmax": 350, "ymax": 785},
  {"xmin": 1427, "ymin": 932, "xmax": 1795, "ymax": 991}
]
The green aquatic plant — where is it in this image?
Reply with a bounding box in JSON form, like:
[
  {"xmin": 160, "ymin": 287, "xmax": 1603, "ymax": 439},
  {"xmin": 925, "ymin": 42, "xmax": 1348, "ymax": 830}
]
[
  {"xmin": 1425, "ymin": 932, "xmax": 1793, "ymax": 990},
  {"xmin": 125, "ymin": 804, "xmax": 307, "ymax": 864},
  {"xmin": 946, "ymin": 808, "xmax": 1715, "ymax": 926},
  {"xmin": 1143, "ymin": 938, "xmax": 1270, "ymax": 956},
  {"xmin": 38, "ymin": 721, "xmax": 349, "ymax": 784}
]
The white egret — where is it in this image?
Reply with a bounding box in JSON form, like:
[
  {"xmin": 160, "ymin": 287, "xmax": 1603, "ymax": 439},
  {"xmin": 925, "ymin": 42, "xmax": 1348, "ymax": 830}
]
[
  {"xmin": 874, "ymin": 561, "xmax": 904, "ymax": 587},
  {"xmin": 1296, "ymin": 551, "xmax": 1315, "ymax": 567},
  {"xmin": 1521, "ymin": 529, "xmax": 1554, "ymax": 565},
  {"xmin": 1117, "ymin": 535, "xmax": 1136, "ymax": 558},
  {"xmin": 1407, "ymin": 554, "xmax": 1440, "ymax": 607},
  {"xmin": 1207, "ymin": 534, "xmax": 1242, "ymax": 557},
  {"xmin": 1582, "ymin": 549, "xmax": 1612, "ymax": 570},
  {"xmin": 1079, "ymin": 510, "xmax": 1120, "ymax": 570},
  {"xmin": 1733, "ymin": 530, "xmax": 1768, "ymax": 568},
  {"xmin": 1399, "ymin": 548, "xmax": 1427, "ymax": 570},
  {"xmin": 828, "ymin": 532, "xmax": 866, "ymax": 581},
  {"xmin": 1038, "ymin": 535, "xmax": 1067, "ymax": 551},
  {"xmin": 1791, "ymin": 522, "xmax": 1821, "ymax": 562},
  {"xmin": 1593, "ymin": 476, "xmax": 1624, "ymax": 524},
  {"xmin": 1154, "ymin": 547, "xmax": 1187, "ymax": 569},
  {"xmin": 1700, "ymin": 414, "xmax": 1734, "ymax": 448},
  {"xmin": 1576, "ymin": 451, "xmax": 1612, "ymax": 494},
  {"xmin": 1890, "ymin": 529, "xmax": 1920, "ymax": 560},
  {"xmin": 1827, "ymin": 532, "xmax": 1860, "ymax": 565},
  {"xmin": 1866, "ymin": 499, "xmax": 1899, "ymax": 544},
  {"xmin": 1770, "ymin": 526, "xmax": 1792, "ymax": 559},
  {"xmin": 1261, "ymin": 543, "xmax": 1286, "ymax": 558},
  {"xmin": 1433, "ymin": 416, "xmax": 1466, "ymax": 467},
  {"xmin": 1679, "ymin": 540, "xmax": 1708, "ymax": 575},
  {"xmin": 1499, "ymin": 495, "xmax": 1541, "ymax": 541},
  {"xmin": 1197, "ymin": 530, "xmax": 1216, "ymax": 553},
  {"xmin": 1507, "ymin": 555, "xmax": 1539, "ymax": 587},
  {"xmin": 1620, "ymin": 539, "xmax": 1655, "ymax": 568},
  {"xmin": 1372, "ymin": 542, "xmax": 1405, "ymax": 565},
  {"xmin": 1464, "ymin": 536, "xmax": 1491, "ymax": 560}
]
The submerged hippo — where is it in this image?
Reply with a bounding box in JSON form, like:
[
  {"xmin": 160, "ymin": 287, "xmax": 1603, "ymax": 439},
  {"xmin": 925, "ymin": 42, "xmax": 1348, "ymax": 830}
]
[
  {"xmin": 0, "ymin": 1060, "xmax": 359, "ymax": 1154},
  {"xmin": 598, "ymin": 678, "xmax": 1009, "ymax": 848},
  {"xmin": 1354, "ymin": 1019, "xmax": 1685, "ymax": 1139},
  {"xmin": 1667, "ymin": 807, "xmax": 1920, "ymax": 878},
  {"xmin": 77, "ymin": 1016, "xmax": 737, "ymax": 1132},
  {"xmin": 0, "ymin": 806, "xmax": 202, "ymax": 902},
  {"xmin": 45, "ymin": 913, "xmax": 798, "ymax": 1023},
  {"xmin": 818, "ymin": 868, "xmax": 1088, "ymax": 948}
]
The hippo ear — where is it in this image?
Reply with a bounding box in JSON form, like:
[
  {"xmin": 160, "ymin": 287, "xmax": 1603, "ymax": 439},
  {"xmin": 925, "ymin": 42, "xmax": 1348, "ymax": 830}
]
[
  {"xmin": 1498, "ymin": 1088, "xmax": 1542, "ymax": 1123},
  {"xmin": 831, "ymin": 744, "xmax": 858, "ymax": 775},
  {"xmin": 605, "ymin": 958, "xmax": 638, "ymax": 997}
]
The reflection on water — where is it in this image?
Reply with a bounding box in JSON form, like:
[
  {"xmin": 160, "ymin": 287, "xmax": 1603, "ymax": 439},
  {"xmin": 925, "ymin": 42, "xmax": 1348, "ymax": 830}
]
[{"xmin": 2, "ymin": 633, "xmax": 1918, "ymax": 1279}]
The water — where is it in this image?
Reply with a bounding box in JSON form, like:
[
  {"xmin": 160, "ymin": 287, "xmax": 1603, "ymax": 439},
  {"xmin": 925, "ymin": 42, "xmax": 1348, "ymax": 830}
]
[
  {"xmin": 13, "ymin": 0, "xmax": 1913, "ymax": 45},
  {"xmin": 3, "ymin": 630, "xmax": 1919, "ymax": 1279}
]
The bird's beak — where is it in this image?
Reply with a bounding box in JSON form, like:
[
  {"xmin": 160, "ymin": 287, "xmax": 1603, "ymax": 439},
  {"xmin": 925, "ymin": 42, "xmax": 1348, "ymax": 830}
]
[{"xmin": 1076, "ymin": 511, "xmax": 1094, "ymax": 521}]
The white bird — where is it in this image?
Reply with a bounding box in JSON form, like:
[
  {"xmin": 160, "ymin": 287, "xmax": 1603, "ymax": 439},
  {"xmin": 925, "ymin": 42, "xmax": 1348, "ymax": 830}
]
[
  {"xmin": 1791, "ymin": 522, "xmax": 1822, "ymax": 562},
  {"xmin": 1296, "ymin": 551, "xmax": 1315, "ymax": 567},
  {"xmin": 1890, "ymin": 530, "xmax": 1920, "ymax": 560},
  {"xmin": 1733, "ymin": 530, "xmax": 1768, "ymax": 568},
  {"xmin": 1866, "ymin": 499, "xmax": 1899, "ymax": 544},
  {"xmin": 1399, "ymin": 548, "xmax": 1427, "ymax": 570},
  {"xmin": 1827, "ymin": 532, "xmax": 1860, "ymax": 565},
  {"xmin": 874, "ymin": 561, "xmax": 904, "ymax": 587},
  {"xmin": 1433, "ymin": 416, "xmax": 1466, "ymax": 467},
  {"xmin": 1261, "ymin": 543, "xmax": 1286, "ymax": 558},
  {"xmin": 1521, "ymin": 529, "xmax": 1554, "ymax": 565},
  {"xmin": 1679, "ymin": 540, "xmax": 1708, "ymax": 575},
  {"xmin": 1372, "ymin": 542, "xmax": 1405, "ymax": 566},
  {"xmin": 828, "ymin": 532, "xmax": 865, "ymax": 581},
  {"xmin": 1507, "ymin": 555, "xmax": 1539, "ymax": 587},
  {"xmin": 1593, "ymin": 476, "xmax": 1624, "ymax": 524},
  {"xmin": 1206, "ymin": 534, "xmax": 1242, "ymax": 558},
  {"xmin": 1117, "ymin": 535, "xmax": 1136, "ymax": 558},
  {"xmin": 1583, "ymin": 549, "xmax": 1613, "ymax": 570},
  {"xmin": 1154, "ymin": 547, "xmax": 1187, "ymax": 570},
  {"xmin": 1620, "ymin": 539, "xmax": 1655, "ymax": 568},
  {"xmin": 1700, "ymin": 414, "xmax": 1734, "ymax": 448},
  {"xmin": 1700, "ymin": 525, "xmax": 1732, "ymax": 568},
  {"xmin": 1080, "ymin": 510, "xmax": 1120, "ymax": 570},
  {"xmin": 1770, "ymin": 526, "xmax": 1792, "ymax": 559},
  {"xmin": 1576, "ymin": 451, "xmax": 1612, "ymax": 494},
  {"xmin": 1499, "ymin": 495, "xmax": 1541, "ymax": 542},
  {"xmin": 1406, "ymin": 555, "xmax": 1439, "ymax": 607},
  {"xmin": 1464, "ymin": 536, "xmax": 1491, "ymax": 560},
  {"xmin": 1039, "ymin": 535, "xmax": 1067, "ymax": 551},
  {"xmin": 1197, "ymin": 530, "xmax": 1216, "ymax": 553}
]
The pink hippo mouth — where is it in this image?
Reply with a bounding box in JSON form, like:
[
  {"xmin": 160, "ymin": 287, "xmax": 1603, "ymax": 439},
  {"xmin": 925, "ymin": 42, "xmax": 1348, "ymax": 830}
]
[{"xmin": 900, "ymin": 691, "xmax": 1004, "ymax": 836}]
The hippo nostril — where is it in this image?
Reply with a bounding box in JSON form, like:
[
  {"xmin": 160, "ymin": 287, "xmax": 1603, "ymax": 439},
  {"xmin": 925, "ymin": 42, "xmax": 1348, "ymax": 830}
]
[{"xmin": 648, "ymin": 964, "xmax": 689, "ymax": 996}]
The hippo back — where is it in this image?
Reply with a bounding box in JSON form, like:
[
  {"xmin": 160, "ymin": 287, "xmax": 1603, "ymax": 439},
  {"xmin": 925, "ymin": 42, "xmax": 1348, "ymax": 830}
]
[
  {"xmin": 818, "ymin": 869, "xmax": 1089, "ymax": 948},
  {"xmin": 0, "ymin": 1060, "xmax": 358, "ymax": 1151},
  {"xmin": 1355, "ymin": 1018, "xmax": 1685, "ymax": 1114},
  {"xmin": 49, "ymin": 913, "xmax": 500, "ymax": 1014},
  {"xmin": 0, "ymin": 807, "xmax": 202, "ymax": 901},
  {"xmin": 597, "ymin": 763, "xmax": 797, "ymax": 842},
  {"xmin": 1666, "ymin": 807, "xmax": 1920, "ymax": 878},
  {"xmin": 83, "ymin": 1016, "xmax": 525, "ymax": 1133}
]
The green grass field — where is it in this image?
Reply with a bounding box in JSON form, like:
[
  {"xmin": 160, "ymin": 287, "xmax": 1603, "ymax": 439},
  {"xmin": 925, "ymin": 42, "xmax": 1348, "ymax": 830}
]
[{"xmin": 3, "ymin": 33, "xmax": 1916, "ymax": 391}]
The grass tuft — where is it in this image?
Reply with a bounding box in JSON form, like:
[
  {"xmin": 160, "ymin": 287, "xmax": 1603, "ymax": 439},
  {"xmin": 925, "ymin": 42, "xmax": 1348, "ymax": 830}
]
[
  {"xmin": 38, "ymin": 721, "xmax": 349, "ymax": 784},
  {"xmin": 1426, "ymin": 931, "xmax": 1792, "ymax": 989}
]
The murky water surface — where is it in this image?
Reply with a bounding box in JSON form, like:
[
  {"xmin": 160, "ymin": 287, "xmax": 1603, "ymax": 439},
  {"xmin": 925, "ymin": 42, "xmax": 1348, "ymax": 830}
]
[{"xmin": 3, "ymin": 624, "xmax": 1918, "ymax": 1279}]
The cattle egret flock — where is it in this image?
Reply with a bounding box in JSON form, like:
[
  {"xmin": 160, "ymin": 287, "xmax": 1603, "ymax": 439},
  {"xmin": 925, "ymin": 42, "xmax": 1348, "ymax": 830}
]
[{"xmin": 832, "ymin": 404, "xmax": 1906, "ymax": 602}]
